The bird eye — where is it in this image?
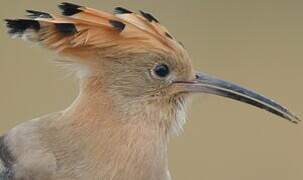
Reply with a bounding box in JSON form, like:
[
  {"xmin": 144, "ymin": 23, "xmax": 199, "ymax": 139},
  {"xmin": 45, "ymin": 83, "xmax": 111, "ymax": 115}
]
[{"xmin": 152, "ymin": 64, "xmax": 170, "ymax": 78}]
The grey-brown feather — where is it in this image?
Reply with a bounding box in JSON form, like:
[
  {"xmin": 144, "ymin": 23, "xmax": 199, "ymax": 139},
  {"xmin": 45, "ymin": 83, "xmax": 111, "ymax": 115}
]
[
  {"xmin": 0, "ymin": 136, "xmax": 15, "ymax": 180},
  {"xmin": 1, "ymin": 113, "xmax": 62, "ymax": 180}
]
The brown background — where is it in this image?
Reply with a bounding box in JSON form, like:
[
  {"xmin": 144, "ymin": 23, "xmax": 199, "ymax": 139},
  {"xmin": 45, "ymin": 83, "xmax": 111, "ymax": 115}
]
[{"xmin": 0, "ymin": 0, "xmax": 302, "ymax": 179}]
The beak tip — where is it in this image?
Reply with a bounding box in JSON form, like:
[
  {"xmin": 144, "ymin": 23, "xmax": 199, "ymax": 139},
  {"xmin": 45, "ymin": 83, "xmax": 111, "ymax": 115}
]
[{"xmin": 288, "ymin": 114, "xmax": 301, "ymax": 124}]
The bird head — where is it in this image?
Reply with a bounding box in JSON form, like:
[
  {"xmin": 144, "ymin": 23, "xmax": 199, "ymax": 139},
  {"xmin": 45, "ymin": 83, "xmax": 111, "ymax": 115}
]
[{"xmin": 6, "ymin": 3, "xmax": 300, "ymax": 135}]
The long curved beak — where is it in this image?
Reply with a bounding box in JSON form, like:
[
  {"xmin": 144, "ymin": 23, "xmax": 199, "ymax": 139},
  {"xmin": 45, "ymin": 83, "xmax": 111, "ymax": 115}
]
[{"xmin": 175, "ymin": 72, "xmax": 300, "ymax": 123}]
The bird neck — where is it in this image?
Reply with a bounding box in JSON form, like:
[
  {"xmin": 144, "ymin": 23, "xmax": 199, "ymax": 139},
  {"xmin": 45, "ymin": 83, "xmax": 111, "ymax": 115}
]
[{"xmin": 58, "ymin": 76, "xmax": 171, "ymax": 179}]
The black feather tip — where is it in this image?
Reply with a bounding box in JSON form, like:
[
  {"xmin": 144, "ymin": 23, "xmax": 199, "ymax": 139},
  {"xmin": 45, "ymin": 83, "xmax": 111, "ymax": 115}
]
[
  {"xmin": 55, "ymin": 23, "xmax": 77, "ymax": 35},
  {"xmin": 165, "ymin": 32, "xmax": 173, "ymax": 39},
  {"xmin": 114, "ymin": 7, "xmax": 133, "ymax": 14},
  {"xmin": 178, "ymin": 41, "xmax": 185, "ymax": 48},
  {"xmin": 58, "ymin": 2, "xmax": 82, "ymax": 16},
  {"xmin": 5, "ymin": 19, "xmax": 40, "ymax": 34},
  {"xmin": 109, "ymin": 20, "xmax": 126, "ymax": 32},
  {"xmin": 26, "ymin": 10, "xmax": 52, "ymax": 19},
  {"xmin": 139, "ymin": 10, "xmax": 159, "ymax": 23}
]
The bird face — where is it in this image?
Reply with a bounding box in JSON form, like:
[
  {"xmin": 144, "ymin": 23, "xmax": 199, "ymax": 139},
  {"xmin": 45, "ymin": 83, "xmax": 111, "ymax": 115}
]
[
  {"xmin": 102, "ymin": 46, "xmax": 300, "ymax": 133},
  {"xmin": 102, "ymin": 52, "xmax": 193, "ymax": 100},
  {"xmin": 101, "ymin": 46, "xmax": 299, "ymax": 125},
  {"xmin": 99, "ymin": 51, "xmax": 194, "ymax": 133}
]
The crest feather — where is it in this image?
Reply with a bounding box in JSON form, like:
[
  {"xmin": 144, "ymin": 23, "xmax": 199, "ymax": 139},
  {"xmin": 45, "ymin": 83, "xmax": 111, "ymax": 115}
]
[{"xmin": 5, "ymin": 2, "xmax": 185, "ymax": 63}]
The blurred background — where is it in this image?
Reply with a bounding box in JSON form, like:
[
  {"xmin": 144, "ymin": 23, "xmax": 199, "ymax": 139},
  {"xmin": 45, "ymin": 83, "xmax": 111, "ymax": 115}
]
[{"xmin": 0, "ymin": 0, "xmax": 302, "ymax": 179}]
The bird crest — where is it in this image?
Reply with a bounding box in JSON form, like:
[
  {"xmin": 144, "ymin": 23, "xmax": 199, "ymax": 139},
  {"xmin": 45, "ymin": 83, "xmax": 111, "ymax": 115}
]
[{"xmin": 5, "ymin": 2, "xmax": 186, "ymax": 63}]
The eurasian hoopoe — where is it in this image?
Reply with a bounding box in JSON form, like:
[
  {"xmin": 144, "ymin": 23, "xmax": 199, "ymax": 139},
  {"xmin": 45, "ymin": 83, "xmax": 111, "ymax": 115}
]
[{"xmin": 2, "ymin": 2, "xmax": 299, "ymax": 180}]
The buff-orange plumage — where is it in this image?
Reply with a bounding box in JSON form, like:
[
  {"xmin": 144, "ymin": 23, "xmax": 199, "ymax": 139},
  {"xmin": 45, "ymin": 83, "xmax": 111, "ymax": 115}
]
[
  {"xmin": 1, "ymin": 2, "xmax": 299, "ymax": 180},
  {"xmin": 6, "ymin": 2, "xmax": 184, "ymax": 63}
]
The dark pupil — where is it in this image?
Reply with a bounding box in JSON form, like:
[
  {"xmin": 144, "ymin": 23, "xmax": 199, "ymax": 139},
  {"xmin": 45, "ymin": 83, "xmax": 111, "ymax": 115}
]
[{"xmin": 154, "ymin": 64, "xmax": 170, "ymax": 77}]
